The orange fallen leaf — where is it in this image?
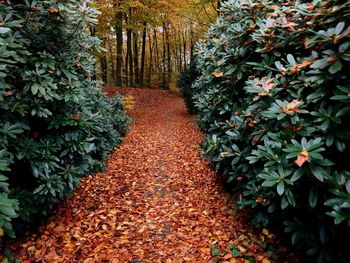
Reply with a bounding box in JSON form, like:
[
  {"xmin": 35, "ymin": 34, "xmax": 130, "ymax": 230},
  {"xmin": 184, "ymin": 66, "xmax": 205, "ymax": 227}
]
[
  {"xmin": 202, "ymin": 210, "xmax": 209, "ymax": 215},
  {"xmin": 237, "ymin": 245, "xmax": 247, "ymax": 253},
  {"xmin": 5, "ymin": 88, "xmax": 292, "ymax": 262},
  {"xmin": 198, "ymin": 247, "xmax": 211, "ymax": 254}
]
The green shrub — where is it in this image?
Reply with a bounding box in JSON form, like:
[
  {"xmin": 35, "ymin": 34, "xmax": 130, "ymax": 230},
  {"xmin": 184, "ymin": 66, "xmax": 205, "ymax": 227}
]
[
  {"xmin": 0, "ymin": 0, "xmax": 130, "ymax": 237},
  {"xmin": 177, "ymin": 62, "xmax": 200, "ymax": 114},
  {"xmin": 193, "ymin": 0, "xmax": 350, "ymax": 261}
]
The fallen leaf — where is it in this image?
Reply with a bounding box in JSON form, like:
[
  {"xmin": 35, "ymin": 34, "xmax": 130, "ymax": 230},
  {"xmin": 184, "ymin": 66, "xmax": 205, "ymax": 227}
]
[
  {"xmin": 199, "ymin": 247, "xmax": 211, "ymax": 254},
  {"xmin": 5, "ymin": 88, "xmax": 290, "ymax": 262}
]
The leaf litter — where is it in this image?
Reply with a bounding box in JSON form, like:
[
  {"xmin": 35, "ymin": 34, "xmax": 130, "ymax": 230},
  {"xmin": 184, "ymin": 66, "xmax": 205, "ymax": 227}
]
[{"xmin": 4, "ymin": 88, "xmax": 295, "ymax": 262}]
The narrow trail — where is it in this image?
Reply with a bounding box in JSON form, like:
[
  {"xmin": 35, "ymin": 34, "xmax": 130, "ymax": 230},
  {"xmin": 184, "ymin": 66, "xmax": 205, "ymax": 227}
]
[{"xmin": 10, "ymin": 88, "xmax": 275, "ymax": 262}]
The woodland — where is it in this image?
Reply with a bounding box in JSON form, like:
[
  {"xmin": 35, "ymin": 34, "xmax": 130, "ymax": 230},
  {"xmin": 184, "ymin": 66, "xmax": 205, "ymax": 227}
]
[
  {"xmin": 0, "ymin": 0, "xmax": 350, "ymax": 262},
  {"xmin": 92, "ymin": 0, "xmax": 220, "ymax": 88}
]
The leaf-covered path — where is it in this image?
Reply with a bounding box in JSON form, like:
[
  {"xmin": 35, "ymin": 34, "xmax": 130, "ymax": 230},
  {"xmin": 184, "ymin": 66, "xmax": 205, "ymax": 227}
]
[{"xmin": 9, "ymin": 88, "xmax": 277, "ymax": 262}]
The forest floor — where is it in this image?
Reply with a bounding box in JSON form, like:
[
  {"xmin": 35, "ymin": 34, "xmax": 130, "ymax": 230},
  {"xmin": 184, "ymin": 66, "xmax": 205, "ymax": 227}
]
[{"xmin": 6, "ymin": 88, "xmax": 292, "ymax": 262}]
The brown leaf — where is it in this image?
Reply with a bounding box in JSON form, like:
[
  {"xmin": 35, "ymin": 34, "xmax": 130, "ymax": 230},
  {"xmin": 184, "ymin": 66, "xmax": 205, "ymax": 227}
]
[
  {"xmin": 213, "ymin": 71, "xmax": 224, "ymax": 78},
  {"xmin": 282, "ymin": 99, "xmax": 303, "ymax": 113},
  {"xmin": 295, "ymin": 150, "xmax": 309, "ymax": 167},
  {"xmin": 198, "ymin": 247, "xmax": 211, "ymax": 254},
  {"xmin": 327, "ymin": 57, "xmax": 338, "ymax": 63},
  {"xmin": 6, "ymin": 87, "xmax": 290, "ymax": 262}
]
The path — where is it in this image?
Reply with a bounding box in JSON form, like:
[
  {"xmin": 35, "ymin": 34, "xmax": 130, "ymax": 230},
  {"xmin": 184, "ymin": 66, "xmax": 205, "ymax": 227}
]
[{"xmin": 9, "ymin": 88, "xmax": 276, "ymax": 262}]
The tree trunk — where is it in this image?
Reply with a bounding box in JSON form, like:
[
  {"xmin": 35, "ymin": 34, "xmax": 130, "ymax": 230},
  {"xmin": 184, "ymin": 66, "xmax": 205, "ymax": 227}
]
[
  {"xmin": 165, "ymin": 23, "xmax": 171, "ymax": 86},
  {"xmin": 147, "ymin": 30, "xmax": 153, "ymax": 87},
  {"xmin": 162, "ymin": 23, "xmax": 167, "ymax": 88},
  {"xmin": 140, "ymin": 22, "xmax": 147, "ymax": 88},
  {"xmin": 178, "ymin": 31, "xmax": 182, "ymax": 72},
  {"xmin": 183, "ymin": 31, "xmax": 187, "ymax": 70},
  {"xmin": 126, "ymin": 10, "xmax": 133, "ymax": 87},
  {"xmin": 108, "ymin": 38, "xmax": 116, "ymax": 84},
  {"xmin": 100, "ymin": 56, "xmax": 108, "ymax": 84},
  {"xmin": 154, "ymin": 28, "xmax": 160, "ymax": 80},
  {"xmin": 115, "ymin": 10, "xmax": 123, "ymax": 86},
  {"xmin": 133, "ymin": 31, "xmax": 139, "ymax": 87},
  {"xmin": 190, "ymin": 25, "xmax": 194, "ymax": 64}
]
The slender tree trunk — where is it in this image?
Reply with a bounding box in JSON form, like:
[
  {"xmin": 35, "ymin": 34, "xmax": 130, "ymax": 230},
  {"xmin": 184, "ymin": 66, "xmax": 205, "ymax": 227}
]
[
  {"xmin": 147, "ymin": 30, "xmax": 153, "ymax": 87},
  {"xmin": 123, "ymin": 15, "xmax": 128, "ymax": 86},
  {"xmin": 178, "ymin": 31, "xmax": 182, "ymax": 72},
  {"xmin": 165, "ymin": 23, "xmax": 171, "ymax": 86},
  {"xmin": 133, "ymin": 31, "xmax": 139, "ymax": 87},
  {"xmin": 108, "ymin": 38, "xmax": 116, "ymax": 84},
  {"xmin": 126, "ymin": 10, "xmax": 133, "ymax": 87},
  {"xmin": 173, "ymin": 30, "xmax": 178, "ymax": 73},
  {"xmin": 140, "ymin": 22, "xmax": 147, "ymax": 88},
  {"xmin": 100, "ymin": 56, "xmax": 108, "ymax": 84},
  {"xmin": 115, "ymin": 10, "xmax": 123, "ymax": 86},
  {"xmin": 162, "ymin": 22, "xmax": 167, "ymax": 88},
  {"xmin": 183, "ymin": 31, "xmax": 187, "ymax": 70},
  {"xmin": 190, "ymin": 25, "xmax": 194, "ymax": 64},
  {"xmin": 154, "ymin": 28, "xmax": 160, "ymax": 80}
]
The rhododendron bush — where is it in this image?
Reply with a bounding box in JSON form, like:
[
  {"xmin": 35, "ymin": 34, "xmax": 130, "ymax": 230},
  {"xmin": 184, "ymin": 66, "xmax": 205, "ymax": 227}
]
[{"xmin": 190, "ymin": 0, "xmax": 350, "ymax": 261}]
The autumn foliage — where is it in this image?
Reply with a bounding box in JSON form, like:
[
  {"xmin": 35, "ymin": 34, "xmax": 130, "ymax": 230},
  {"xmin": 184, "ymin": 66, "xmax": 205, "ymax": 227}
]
[
  {"xmin": 0, "ymin": 0, "xmax": 129, "ymax": 238},
  {"xmin": 188, "ymin": 0, "xmax": 350, "ymax": 261},
  {"xmin": 2, "ymin": 88, "xmax": 288, "ymax": 262}
]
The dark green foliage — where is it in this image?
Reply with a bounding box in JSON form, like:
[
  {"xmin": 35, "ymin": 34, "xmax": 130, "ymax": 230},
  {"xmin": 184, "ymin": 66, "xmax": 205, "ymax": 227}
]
[
  {"xmin": 193, "ymin": 0, "xmax": 350, "ymax": 261},
  {"xmin": 177, "ymin": 62, "xmax": 200, "ymax": 114},
  {"xmin": 0, "ymin": 0, "xmax": 129, "ymax": 237}
]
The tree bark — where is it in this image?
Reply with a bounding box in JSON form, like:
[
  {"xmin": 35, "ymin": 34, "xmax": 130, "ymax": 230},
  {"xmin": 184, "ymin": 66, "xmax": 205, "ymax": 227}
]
[
  {"xmin": 108, "ymin": 38, "xmax": 116, "ymax": 84},
  {"xmin": 154, "ymin": 28, "xmax": 160, "ymax": 80},
  {"xmin": 147, "ymin": 30, "xmax": 153, "ymax": 87},
  {"xmin": 126, "ymin": 10, "xmax": 133, "ymax": 86},
  {"xmin": 178, "ymin": 31, "xmax": 182, "ymax": 72},
  {"xmin": 162, "ymin": 22, "xmax": 167, "ymax": 88},
  {"xmin": 165, "ymin": 23, "xmax": 171, "ymax": 86},
  {"xmin": 133, "ymin": 31, "xmax": 139, "ymax": 87},
  {"xmin": 140, "ymin": 22, "xmax": 147, "ymax": 88},
  {"xmin": 183, "ymin": 31, "xmax": 187, "ymax": 70},
  {"xmin": 115, "ymin": 9, "xmax": 123, "ymax": 86},
  {"xmin": 100, "ymin": 56, "xmax": 108, "ymax": 84},
  {"xmin": 190, "ymin": 25, "xmax": 194, "ymax": 64}
]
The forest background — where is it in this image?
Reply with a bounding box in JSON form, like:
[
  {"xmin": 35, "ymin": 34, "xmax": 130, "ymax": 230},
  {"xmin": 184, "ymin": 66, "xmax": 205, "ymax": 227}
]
[{"xmin": 92, "ymin": 0, "xmax": 225, "ymax": 88}]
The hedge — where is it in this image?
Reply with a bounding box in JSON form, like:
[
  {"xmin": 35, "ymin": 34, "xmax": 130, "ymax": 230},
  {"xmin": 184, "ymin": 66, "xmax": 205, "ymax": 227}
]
[
  {"xmin": 191, "ymin": 0, "xmax": 350, "ymax": 261},
  {"xmin": 0, "ymin": 0, "xmax": 129, "ymax": 238}
]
